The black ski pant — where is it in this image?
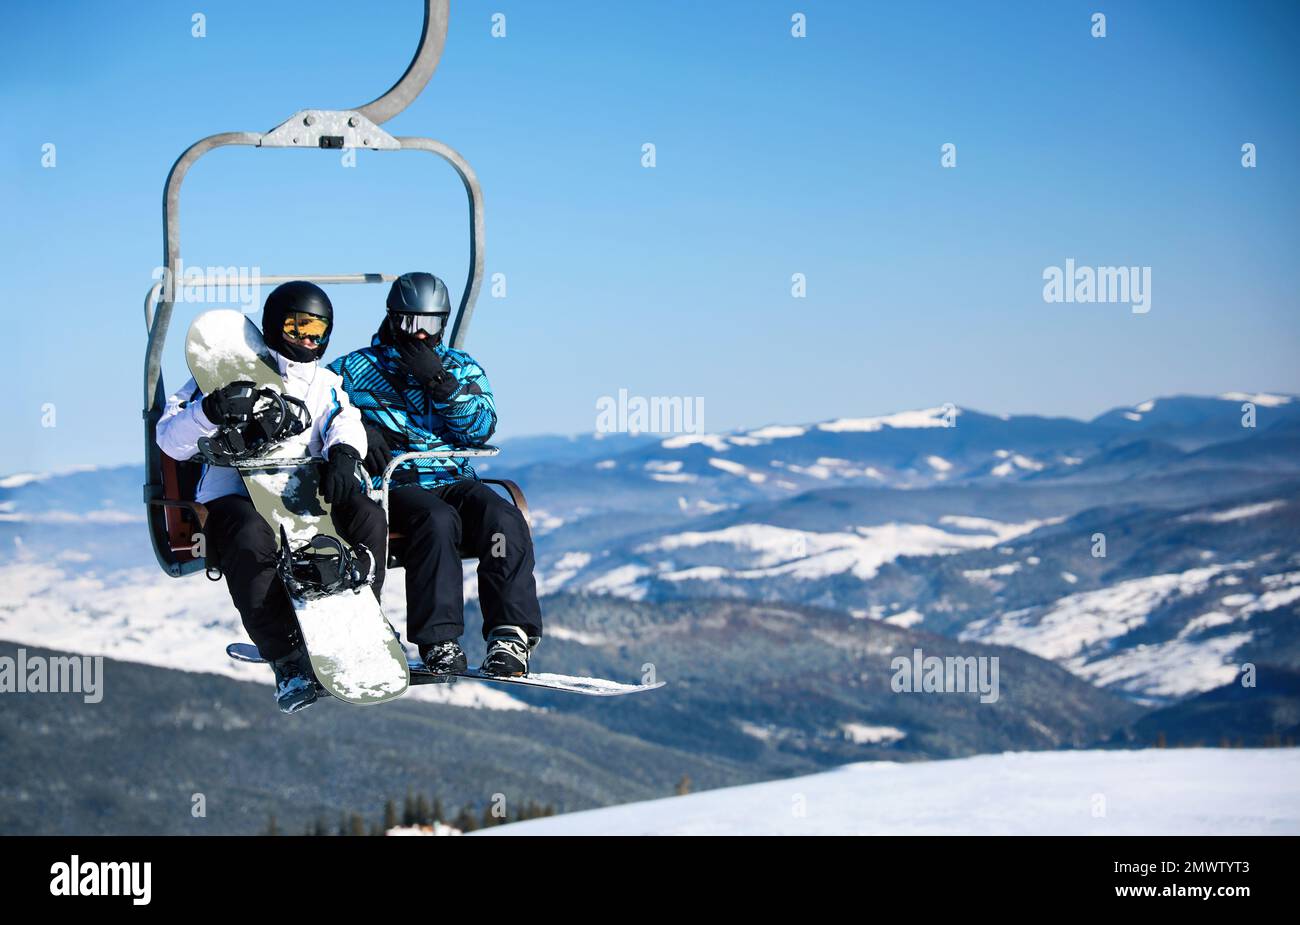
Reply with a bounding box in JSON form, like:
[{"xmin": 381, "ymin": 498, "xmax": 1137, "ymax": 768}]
[
  {"xmin": 389, "ymin": 479, "xmax": 542, "ymax": 648},
  {"xmin": 204, "ymin": 492, "xmax": 388, "ymax": 662}
]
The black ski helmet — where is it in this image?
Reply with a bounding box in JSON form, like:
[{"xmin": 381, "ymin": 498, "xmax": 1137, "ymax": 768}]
[
  {"xmin": 262, "ymin": 280, "xmax": 334, "ymax": 362},
  {"xmin": 385, "ymin": 272, "xmax": 451, "ymax": 343},
  {"xmin": 387, "ymin": 271, "xmax": 451, "ymax": 315}
]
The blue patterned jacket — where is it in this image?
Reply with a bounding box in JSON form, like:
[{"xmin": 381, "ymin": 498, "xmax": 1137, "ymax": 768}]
[{"xmin": 327, "ymin": 333, "xmax": 497, "ymax": 489}]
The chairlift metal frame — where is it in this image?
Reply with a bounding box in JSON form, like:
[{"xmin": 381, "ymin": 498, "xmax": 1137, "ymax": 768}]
[{"xmin": 142, "ymin": 0, "xmax": 521, "ymax": 578}]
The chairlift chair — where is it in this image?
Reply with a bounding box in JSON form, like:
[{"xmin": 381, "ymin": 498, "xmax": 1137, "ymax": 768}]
[{"xmin": 141, "ymin": 0, "xmax": 527, "ymax": 578}]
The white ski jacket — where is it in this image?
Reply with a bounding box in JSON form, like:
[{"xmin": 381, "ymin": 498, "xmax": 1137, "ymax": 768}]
[{"xmin": 156, "ymin": 352, "xmax": 368, "ymax": 504}]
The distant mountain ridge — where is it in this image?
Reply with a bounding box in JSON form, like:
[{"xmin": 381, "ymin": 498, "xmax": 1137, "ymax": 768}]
[{"xmin": 2, "ymin": 393, "xmax": 1294, "ymax": 520}]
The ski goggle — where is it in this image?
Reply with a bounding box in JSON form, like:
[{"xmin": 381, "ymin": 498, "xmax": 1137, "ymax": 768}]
[
  {"xmin": 391, "ymin": 311, "xmax": 448, "ymax": 338},
  {"xmin": 281, "ymin": 311, "xmax": 330, "ymax": 342}
]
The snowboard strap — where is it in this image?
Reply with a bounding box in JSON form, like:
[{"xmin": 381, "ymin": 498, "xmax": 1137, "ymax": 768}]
[
  {"xmin": 276, "ymin": 526, "xmax": 374, "ymax": 601},
  {"xmin": 198, "ymin": 389, "xmax": 312, "ymax": 466}
]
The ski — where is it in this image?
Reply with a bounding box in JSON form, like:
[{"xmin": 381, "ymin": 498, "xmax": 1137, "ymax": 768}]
[{"xmin": 226, "ymin": 642, "xmax": 665, "ymax": 697}]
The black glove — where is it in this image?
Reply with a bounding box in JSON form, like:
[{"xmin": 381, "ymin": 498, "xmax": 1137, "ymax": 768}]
[
  {"xmin": 201, "ymin": 381, "xmax": 257, "ymax": 425},
  {"xmin": 394, "ymin": 337, "xmax": 457, "ymax": 402},
  {"xmin": 362, "ymin": 421, "xmax": 404, "ymax": 478},
  {"xmin": 320, "ymin": 445, "xmax": 363, "ymax": 505}
]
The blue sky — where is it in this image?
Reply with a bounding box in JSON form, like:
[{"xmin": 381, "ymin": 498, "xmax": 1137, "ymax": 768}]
[{"xmin": 1, "ymin": 0, "xmax": 1297, "ymax": 473}]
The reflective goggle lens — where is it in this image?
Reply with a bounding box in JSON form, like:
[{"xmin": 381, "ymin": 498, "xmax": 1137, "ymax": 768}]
[
  {"xmin": 393, "ymin": 312, "xmax": 447, "ymax": 337},
  {"xmin": 282, "ymin": 312, "xmax": 330, "ymax": 340}
]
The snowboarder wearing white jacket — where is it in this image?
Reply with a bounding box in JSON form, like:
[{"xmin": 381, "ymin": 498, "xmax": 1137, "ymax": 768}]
[{"xmin": 156, "ymin": 281, "xmax": 387, "ymax": 713}]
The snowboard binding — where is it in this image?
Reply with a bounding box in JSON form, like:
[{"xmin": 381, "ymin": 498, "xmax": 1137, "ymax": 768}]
[
  {"xmin": 198, "ymin": 388, "xmax": 312, "ymax": 466},
  {"xmin": 276, "ymin": 526, "xmax": 375, "ymax": 601}
]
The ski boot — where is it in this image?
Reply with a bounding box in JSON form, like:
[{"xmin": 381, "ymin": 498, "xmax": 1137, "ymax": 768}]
[
  {"xmin": 481, "ymin": 626, "xmax": 535, "ymax": 677},
  {"xmin": 269, "ymin": 648, "xmax": 318, "ymax": 714},
  {"xmin": 420, "ymin": 640, "xmax": 468, "ymax": 681}
]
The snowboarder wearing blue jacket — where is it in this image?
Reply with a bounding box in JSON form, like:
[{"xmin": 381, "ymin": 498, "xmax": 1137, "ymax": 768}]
[{"xmin": 328, "ymin": 272, "xmax": 542, "ymax": 678}]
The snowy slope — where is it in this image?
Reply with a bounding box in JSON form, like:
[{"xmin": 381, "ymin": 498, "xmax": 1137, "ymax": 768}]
[
  {"xmin": 473, "ymin": 748, "xmax": 1300, "ymax": 836},
  {"xmin": 566, "ymin": 514, "xmax": 1061, "ymax": 598},
  {"xmin": 960, "ymin": 565, "xmax": 1255, "ymax": 698}
]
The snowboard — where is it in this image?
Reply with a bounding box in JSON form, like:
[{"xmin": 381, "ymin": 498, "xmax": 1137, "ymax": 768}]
[
  {"xmin": 187, "ymin": 309, "xmax": 409, "ymax": 705},
  {"xmin": 226, "ymin": 642, "xmax": 666, "ymax": 697}
]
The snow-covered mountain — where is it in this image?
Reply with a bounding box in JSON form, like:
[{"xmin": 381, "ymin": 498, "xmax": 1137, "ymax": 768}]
[
  {"xmin": 484, "ymin": 392, "xmax": 1299, "ymax": 510},
  {"xmin": 1091, "ymin": 393, "xmax": 1296, "ymax": 449},
  {"xmin": 2, "ymin": 391, "xmax": 1295, "ymax": 729},
  {"xmin": 505, "ymin": 412, "xmax": 1300, "ymax": 705},
  {"xmin": 474, "ymin": 747, "xmax": 1300, "ymax": 836},
  {"xmin": 3, "ymin": 393, "xmax": 1293, "ymax": 529},
  {"xmin": 546, "ymin": 480, "xmax": 1300, "ymax": 704}
]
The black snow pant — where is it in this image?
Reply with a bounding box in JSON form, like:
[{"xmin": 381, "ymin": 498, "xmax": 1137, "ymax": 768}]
[
  {"xmin": 389, "ymin": 479, "xmax": 542, "ymax": 649},
  {"xmin": 204, "ymin": 492, "xmax": 389, "ymax": 662}
]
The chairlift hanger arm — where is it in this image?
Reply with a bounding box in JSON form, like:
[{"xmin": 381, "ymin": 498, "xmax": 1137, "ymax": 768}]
[
  {"xmin": 355, "ymin": 0, "xmax": 447, "ymax": 125},
  {"xmin": 143, "ymin": 1, "xmax": 481, "ymax": 411}
]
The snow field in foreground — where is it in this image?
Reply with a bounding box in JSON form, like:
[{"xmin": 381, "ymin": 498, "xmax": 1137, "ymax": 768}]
[{"xmin": 473, "ymin": 748, "xmax": 1300, "ymax": 836}]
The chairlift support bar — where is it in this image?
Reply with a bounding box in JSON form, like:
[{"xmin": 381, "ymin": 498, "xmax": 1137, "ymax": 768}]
[
  {"xmin": 143, "ymin": 0, "xmax": 486, "ymax": 577},
  {"xmin": 144, "ymin": 274, "xmax": 405, "ymax": 330}
]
